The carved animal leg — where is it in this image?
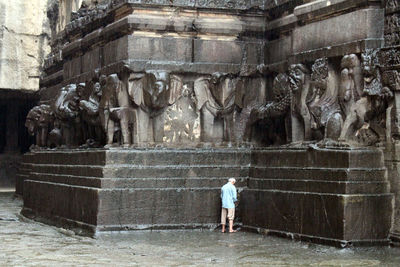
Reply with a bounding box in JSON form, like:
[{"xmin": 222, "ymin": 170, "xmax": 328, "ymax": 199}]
[
  {"xmin": 302, "ymin": 108, "xmax": 312, "ymax": 141},
  {"xmin": 40, "ymin": 127, "xmax": 48, "ymax": 147},
  {"xmin": 339, "ymin": 112, "xmax": 358, "ymax": 141},
  {"xmin": 291, "ymin": 114, "xmax": 304, "ymax": 142},
  {"xmin": 223, "ymin": 113, "xmax": 234, "ymax": 142},
  {"xmin": 200, "ymin": 108, "xmax": 216, "ymax": 142},
  {"xmin": 153, "ymin": 113, "xmax": 165, "ymax": 143},
  {"xmin": 120, "ymin": 108, "xmax": 132, "ymax": 146},
  {"xmin": 35, "ymin": 131, "xmax": 41, "ymax": 147},
  {"xmin": 325, "ymin": 113, "xmax": 343, "ymax": 140},
  {"xmin": 103, "ymin": 111, "xmax": 114, "ymax": 145},
  {"xmin": 136, "ymin": 108, "xmax": 149, "ymax": 143},
  {"xmin": 339, "ymin": 98, "xmax": 369, "ymax": 141},
  {"xmin": 64, "ymin": 127, "xmax": 73, "ymax": 147}
]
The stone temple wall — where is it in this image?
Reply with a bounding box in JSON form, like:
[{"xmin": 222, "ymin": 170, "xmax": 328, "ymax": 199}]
[
  {"xmin": 0, "ymin": 0, "xmax": 53, "ymax": 188},
  {"xmin": 17, "ymin": 0, "xmax": 400, "ymax": 246},
  {"xmin": 0, "ymin": 0, "xmax": 51, "ymax": 91}
]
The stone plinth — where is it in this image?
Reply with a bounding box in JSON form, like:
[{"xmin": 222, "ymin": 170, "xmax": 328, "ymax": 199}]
[
  {"xmin": 242, "ymin": 147, "xmax": 393, "ymax": 247},
  {"xmin": 19, "ymin": 147, "xmax": 393, "ymax": 246},
  {"xmin": 20, "ymin": 148, "xmax": 251, "ymax": 234}
]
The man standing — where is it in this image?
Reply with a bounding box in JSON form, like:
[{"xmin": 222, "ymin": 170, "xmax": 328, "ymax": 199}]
[{"xmin": 221, "ymin": 178, "xmax": 237, "ymax": 233}]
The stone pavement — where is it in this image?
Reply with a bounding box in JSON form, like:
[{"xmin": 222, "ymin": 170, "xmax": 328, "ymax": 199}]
[{"xmin": 1, "ymin": 192, "xmax": 400, "ymax": 266}]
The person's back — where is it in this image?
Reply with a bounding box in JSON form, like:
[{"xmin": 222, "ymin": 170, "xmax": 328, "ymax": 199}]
[
  {"xmin": 220, "ymin": 178, "xmax": 237, "ymax": 233},
  {"xmin": 221, "ymin": 182, "xmax": 236, "ymax": 209}
]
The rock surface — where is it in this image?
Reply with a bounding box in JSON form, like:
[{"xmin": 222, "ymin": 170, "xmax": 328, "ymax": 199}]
[{"xmin": 0, "ymin": 0, "xmax": 53, "ymax": 91}]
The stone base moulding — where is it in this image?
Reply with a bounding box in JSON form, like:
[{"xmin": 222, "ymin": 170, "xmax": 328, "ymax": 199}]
[{"xmin": 19, "ymin": 147, "xmax": 393, "ymax": 246}]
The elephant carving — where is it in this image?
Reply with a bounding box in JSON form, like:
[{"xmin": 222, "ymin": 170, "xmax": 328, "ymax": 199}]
[
  {"xmin": 25, "ymin": 104, "xmax": 54, "ymax": 148},
  {"xmin": 194, "ymin": 73, "xmax": 237, "ymax": 143},
  {"xmin": 127, "ymin": 70, "xmax": 183, "ymax": 143}
]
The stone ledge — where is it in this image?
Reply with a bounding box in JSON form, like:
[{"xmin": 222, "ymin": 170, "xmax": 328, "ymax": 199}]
[{"xmin": 294, "ymin": 0, "xmax": 381, "ymax": 22}]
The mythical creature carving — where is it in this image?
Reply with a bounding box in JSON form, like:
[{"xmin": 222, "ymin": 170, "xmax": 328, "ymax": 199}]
[
  {"xmin": 246, "ymin": 73, "xmax": 292, "ymax": 145},
  {"xmin": 79, "ymin": 77, "xmax": 105, "ymax": 146},
  {"xmin": 288, "ymin": 64, "xmax": 313, "ymax": 142},
  {"xmin": 25, "ymin": 105, "xmax": 54, "ymax": 148},
  {"xmin": 194, "ymin": 73, "xmax": 237, "ymax": 143},
  {"xmin": 308, "ymin": 58, "xmax": 343, "ymax": 140},
  {"xmin": 235, "ymin": 77, "xmax": 266, "ymax": 142},
  {"xmin": 339, "ymin": 50, "xmax": 393, "ymax": 144},
  {"xmin": 53, "ymin": 84, "xmax": 83, "ymax": 147}
]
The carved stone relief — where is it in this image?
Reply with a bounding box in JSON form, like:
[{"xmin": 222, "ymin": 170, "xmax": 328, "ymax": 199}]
[
  {"xmin": 309, "ymin": 58, "xmax": 343, "ymax": 140},
  {"xmin": 194, "ymin": 73, "xmax": 237, "ymax": 143},
  {"xmin": 25, "ymin": 105, "xmax": 54, "ymax": 148},
  {"xmin": 163, "ymin": 84, "xmax": 200, "ymax": 144},
  {"xmin": 127, "ymin": 71, "xmax": 183, "ymax": 144},
  {"xmin": 53, "ymin": 84, "xmax": 83, "ymax": 147},
  {"xmin": 288, "ymin": 64, "xmax": 312, "ymax": 142},
  {"xmin": 339, "ymin": 50, "xmax": 393, "ymax": 144},
  {"xmin": 28, "ymin": 48, "xmax": 397, "ymax": 149}
]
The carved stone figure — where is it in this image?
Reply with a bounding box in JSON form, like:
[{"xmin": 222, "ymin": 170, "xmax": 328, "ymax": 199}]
[
  {"xmin": 288, "ymin": 64, "xmax": 313, "ymax": 142},
  {"xmin": 245, "ymin": 73, "xmax": 293, "ymax": 145},
  {"xmin": 53, "ymin": 84, "xmax": 83, "ymax": 147},
  {"xmin": 79, "ymin": 79, "xmax": 104, "ymax": 146},
  {"xmin": 164, "ymin": 84, "xmax": 200, "ymax": 144},
  {"xmin": 127, "ymin": 71, "xmax": 183, "ymax": 143},
  {"xmin": 234, "ymin": 77, "xmax": 267, "ymax": 142},
  {"xmin": 309, "ymin": 58, "xmax": 343, "ymax": 140},
  {"xmin": 194, "ymin": 73, "xmax": 237, "ymax": 143},
  {"xmin": 25, "ymin": 105, "xmax": 54, "ymax": 148},
  {"xmin": 339, "ymin": 54, "xmax": 363, "ymax": 116},
  {"xmin": 339, "ymin": 50, "xmax": 393, "ymax": 144},
  {"xmin": 99, "ymin": 74, "xmax": 119, "ymax": 147}
]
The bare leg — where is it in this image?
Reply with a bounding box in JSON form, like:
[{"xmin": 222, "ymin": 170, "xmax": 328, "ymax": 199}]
[
  {"xmin": 229, "ymin": 220, "xmax": 236, "ymax": 233},
  {"xmin": 221, "ymin": 224, "xmax": 225, "ymax": 233}
]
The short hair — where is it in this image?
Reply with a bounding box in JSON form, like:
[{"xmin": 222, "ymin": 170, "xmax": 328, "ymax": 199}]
[{"xmin": 228, "ymin": 178, "xmax": 236, "ymax": 183}]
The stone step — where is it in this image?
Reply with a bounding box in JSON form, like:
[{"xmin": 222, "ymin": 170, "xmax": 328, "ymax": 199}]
[
  {"xmin": 22, "ymin": 180, "xmax": 226, "ymax": 228},
  {"xmin": 28, "ymin": 172, "xmax": 248, "ymax": 189},
  {"xmin": 248, "ymin": 178, "xmax": 389, "ymax": 194},
  {"xmin": 22, "ymin": 149, "xmax": 252, "ymax": 166},
  {"xmin": 250, "ymin": 167, "xmax": 387, "ymax": 182},
  {"xmin": 26, "ymin": 163, "xmax": 249, "ymax": 178},
  {"xmin": 103, "ymin": 165, "xmax": 250, "ymax": 178},
  {"xmin": 242, "ymin": 189, "xmax": 393, "ymax": 243},
  {"xmin": 105, "ymin": 149, "xmax": 251, "ymax": 166},
  {"xmin": 102, "ymin": 177, "xmax": 247, "ymax": 189},
  {"xmin": 252, "ymin": 148, "xmax": 384, "ymax": 169},
  {"xmin": 21, "ymin": 151, "xmax": 106, "ymax": 166}
]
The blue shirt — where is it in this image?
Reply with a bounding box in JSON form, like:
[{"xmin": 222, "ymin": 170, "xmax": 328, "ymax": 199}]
[{"xmin": 221, "ymin": 182, "xmax": 237, "ymax": 209}]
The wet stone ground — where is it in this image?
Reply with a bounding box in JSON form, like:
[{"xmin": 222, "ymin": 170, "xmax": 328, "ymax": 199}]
[{"xmin": 1, "ymin": 192, "xmax": 400, "ymax": 266}]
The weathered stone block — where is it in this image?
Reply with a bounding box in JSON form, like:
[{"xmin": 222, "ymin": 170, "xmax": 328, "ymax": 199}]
[
  {"xmin": 102, "ymin": 36, "xmax": 129, "ymax": 67},
  {"xmin": 127, "ymin": 35, "xmax": 192, "ymax": 63},
  {"xmin": 82, "ymin": 47, "xmax": 101, "ymax": 73},
  {"xmin": 194, "ymin": 39, "xmax": 243, "ymax": 64},
  {"xmin": 266, "ymin": 36, "xmax": 292, "ymax": 65},
  {"xmin": 293, "ymin": 8, "xmax": 384, "ymax": 55}
]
